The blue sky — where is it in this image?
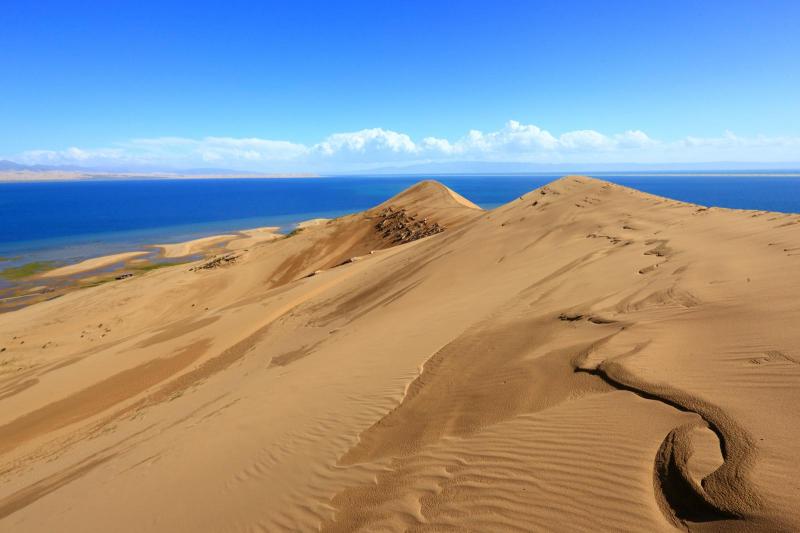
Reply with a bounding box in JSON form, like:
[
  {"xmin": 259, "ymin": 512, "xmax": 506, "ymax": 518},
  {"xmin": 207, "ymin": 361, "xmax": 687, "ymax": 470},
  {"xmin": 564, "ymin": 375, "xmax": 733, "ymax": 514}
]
[{"xmin": 1, "ymin": 0, "xmax": 799, "ymax": 171}]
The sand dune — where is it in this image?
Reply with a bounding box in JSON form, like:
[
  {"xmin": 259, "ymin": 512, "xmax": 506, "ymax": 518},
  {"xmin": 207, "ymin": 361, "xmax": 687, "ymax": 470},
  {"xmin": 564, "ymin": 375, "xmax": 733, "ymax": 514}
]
[
  {"xmin": 155, "ymin": 227, "xmax": 283, "ymax": 258},
  {"xmin": 39, "ymin": 251, "xmax": 149, "ymax": 278},
  {"xmin": 1, "ymin": 176, "xmax": 799, "ymax": 531},
  {"xmin": 155, "ymin": 234, "xmax": 240, "ymax": 257}
]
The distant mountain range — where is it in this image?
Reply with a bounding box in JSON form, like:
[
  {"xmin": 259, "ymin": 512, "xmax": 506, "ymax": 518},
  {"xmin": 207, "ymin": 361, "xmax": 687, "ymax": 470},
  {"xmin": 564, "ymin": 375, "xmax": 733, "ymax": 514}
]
[
  {"xmin": 0, "ymin": 160, "xmax": 85, "ymax": 172},
  {"xmin": 0, "ymin": 160, "xmax": 267, "ymax": 175},
  {"xmin": 2, "ymin": 159, "xmax": 799, "ymax": 177},
  {"xmin": 351, "ymin": 160, "xmax": 800, "ymax": 175}
]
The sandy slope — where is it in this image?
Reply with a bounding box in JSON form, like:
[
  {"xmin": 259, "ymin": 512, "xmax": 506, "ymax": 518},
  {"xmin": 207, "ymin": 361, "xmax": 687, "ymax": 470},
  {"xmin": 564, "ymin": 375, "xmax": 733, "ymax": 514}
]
[
  {"xmin": 155, "ymin": 234, "xmax": 241, "ymax": 258},
  {"xmin": 153, "ymin": 227, "xmax": 283, "ymax": 258},
  {"xmin": 1, "ymin": 177, "xmax": 799, "ymax": 532}
]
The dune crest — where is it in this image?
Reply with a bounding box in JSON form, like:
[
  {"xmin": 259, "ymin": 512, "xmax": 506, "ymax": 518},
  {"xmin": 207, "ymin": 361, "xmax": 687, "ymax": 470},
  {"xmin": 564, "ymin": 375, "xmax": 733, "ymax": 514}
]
[{"xmin": 1, "ymin": 176, "xmax": 799, "ymax": 532}]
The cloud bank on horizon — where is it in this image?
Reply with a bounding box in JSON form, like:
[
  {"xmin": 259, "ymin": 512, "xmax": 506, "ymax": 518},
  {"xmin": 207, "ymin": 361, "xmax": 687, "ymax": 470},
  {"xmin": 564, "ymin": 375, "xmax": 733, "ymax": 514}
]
[{"xmin": 10, "ymin": 120, "xmax": 800, "ymax": 172}]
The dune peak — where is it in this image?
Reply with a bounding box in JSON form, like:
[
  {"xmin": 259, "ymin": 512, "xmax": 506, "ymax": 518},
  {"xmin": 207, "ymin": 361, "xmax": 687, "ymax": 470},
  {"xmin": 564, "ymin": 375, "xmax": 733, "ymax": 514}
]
[
  {"xmin": 2, "ymin": 175, "xmax": 800, "ymax": 532},
  {"xmin": 377, "ymin": 180, "xmax": 482, "ymax": 211}
]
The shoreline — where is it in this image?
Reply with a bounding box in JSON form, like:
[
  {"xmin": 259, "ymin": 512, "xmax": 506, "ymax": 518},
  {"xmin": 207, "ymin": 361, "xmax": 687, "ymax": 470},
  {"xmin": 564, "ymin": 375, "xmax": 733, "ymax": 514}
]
[
  {"xmin": 0, "ymin": 205, "xmax": 355, "ymax": 266},
  {"xmin": 3, "ymin": 172, "xmax": 799, "ymax": 312},
  {"xmin": 2, "ymin": 177, "xmax": 799, "ymax": 529},
  {"xmin": 39, "ymin": 251, "xmax": 151, "ymax": 278},
  {"xmin": 0, "ymin": 171, "xmax": 321, "ymax": 183},
  {"xmin": 4, "ymin": 170, "xmax": 800, "ymax": 183},
  {"xmin": 0, "ymin": 224, "xmax": 287, "ymax": 312}
]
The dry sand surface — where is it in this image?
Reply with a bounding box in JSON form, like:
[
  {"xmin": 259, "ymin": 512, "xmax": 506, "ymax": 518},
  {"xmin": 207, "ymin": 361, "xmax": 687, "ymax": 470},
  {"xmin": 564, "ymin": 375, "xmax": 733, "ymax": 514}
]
[
  {"xmin": 39, "ymin": 251, "xmax": 150, "ymax": 278},
  {"xmin": 155, "ymin": 234, "xmax": 241, "ymax": 258},
  {"xmin": 296, "ymin": 218, "xmax": 331, "ymax": 229},
  {"xmin": 225, "ymin": 226, "xmax": 283, "ymax": 251},
  {"xmin": 156, "ymin": 227, "xmax": 281, "ymax": 257},
  {"xmin": 1, "ymin": 177, "xmax": 799, "ymax": 532}
]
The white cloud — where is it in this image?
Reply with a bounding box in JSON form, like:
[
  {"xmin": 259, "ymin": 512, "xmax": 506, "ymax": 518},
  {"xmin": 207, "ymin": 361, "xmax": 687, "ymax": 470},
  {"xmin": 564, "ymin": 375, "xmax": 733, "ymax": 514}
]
[
  {"xmin": 313, "ymin": 128, "xmax": 418, "ymax": 157},
  {"xmin": 17, "ymin": 147, "xmax": 127, "ymax": 165},
  {"xmin": 418, "ymin": 122, "xmax": 656, "ymax": 159},
  {"xmin": 421, "ymin": 136, "xmax": 455, "ymax": 154},
  {"xmin": 122, "ymin": 136, "xmax": 309, "ymax": 164},
  {"xmin": 443, "ymin": 121, "xmax": 561, "ymax": 155},
  {"xmin": 615, "ymin": 130, "xmax": 657, "ymax": 148},
  {"xmin": 10, "ymin": 121, "xmax": 800, "ymax": 172}
]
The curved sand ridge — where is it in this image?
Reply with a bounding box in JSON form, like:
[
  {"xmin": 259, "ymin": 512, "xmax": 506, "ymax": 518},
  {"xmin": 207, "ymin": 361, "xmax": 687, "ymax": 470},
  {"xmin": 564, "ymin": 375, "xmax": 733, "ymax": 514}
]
[
  {"xmin": 28, "ymin": 227, "xmax": 282, "ymax": 282},
  {"xmin": 156, "ymin": 227, "xmax": 282, "ymax": 257},
  {"xmin": 22, "ymin": 227, "xmax": 283, "ymax": 290},
  {"xmin": 1, "ymin": 177, "xmax": 799, "ymax": 531},
  {"xmin": 155, "ymin": 234, "xmax": 240, "ymax": 258},
  {"xmin": 39, "ymin": 251, "xmax": 149, "ymax": 278}
]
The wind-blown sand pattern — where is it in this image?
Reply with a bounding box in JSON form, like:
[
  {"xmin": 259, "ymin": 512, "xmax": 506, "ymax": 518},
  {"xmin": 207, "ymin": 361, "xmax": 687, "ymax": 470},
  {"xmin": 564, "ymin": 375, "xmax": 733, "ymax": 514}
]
[{"xmin": 1, "ymin": 177, "xmax": 799, "ymax": 532}]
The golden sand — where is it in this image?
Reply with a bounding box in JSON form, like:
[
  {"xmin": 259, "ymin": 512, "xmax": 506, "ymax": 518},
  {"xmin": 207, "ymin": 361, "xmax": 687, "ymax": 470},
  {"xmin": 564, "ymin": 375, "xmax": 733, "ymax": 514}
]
[{"xmin": 1, "ymin": 177, "xmax": 798, "ymax": 531}]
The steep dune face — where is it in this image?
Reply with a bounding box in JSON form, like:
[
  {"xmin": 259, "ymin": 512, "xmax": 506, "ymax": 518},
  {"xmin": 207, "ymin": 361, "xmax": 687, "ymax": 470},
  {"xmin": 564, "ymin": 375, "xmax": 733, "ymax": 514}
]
[
  {"xmin": 251, "ymin": 179, "xmax": 484, "ymax": 284},
  {"xmin": 1, "ymin": 177, "xmax": 799, "ymax": 532}
]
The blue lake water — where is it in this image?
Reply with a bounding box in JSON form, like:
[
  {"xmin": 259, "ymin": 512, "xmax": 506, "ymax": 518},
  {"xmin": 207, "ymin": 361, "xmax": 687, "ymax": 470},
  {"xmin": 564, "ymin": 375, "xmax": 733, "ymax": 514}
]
[{"xmin": 1, "ymin": 173, "xmax": 799, "ymax": 268}]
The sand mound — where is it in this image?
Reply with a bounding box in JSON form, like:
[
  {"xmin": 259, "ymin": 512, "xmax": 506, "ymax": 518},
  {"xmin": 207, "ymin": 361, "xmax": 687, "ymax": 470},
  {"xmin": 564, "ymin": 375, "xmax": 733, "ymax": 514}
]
[
  {"xmin": 1, "ymin": 176, "xmax": 799, "ymax": 532},
  {"xmin": 373, "ymin": 179, "xmax": 482, "ymax": 223},
  {"xmin": 39, "ymin": 251, "xmax": 149, "ymax": 278},
  {"xmin": 155, "ymin": 234, "xmax": 239, "ymax": 258}
]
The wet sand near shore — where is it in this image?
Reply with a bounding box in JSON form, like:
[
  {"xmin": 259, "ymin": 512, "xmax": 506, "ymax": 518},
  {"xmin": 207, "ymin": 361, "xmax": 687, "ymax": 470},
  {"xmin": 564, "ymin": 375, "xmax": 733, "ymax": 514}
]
[{"xmin": 0, "ymin": 226, "xmax": 282, "ymax": 313}]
